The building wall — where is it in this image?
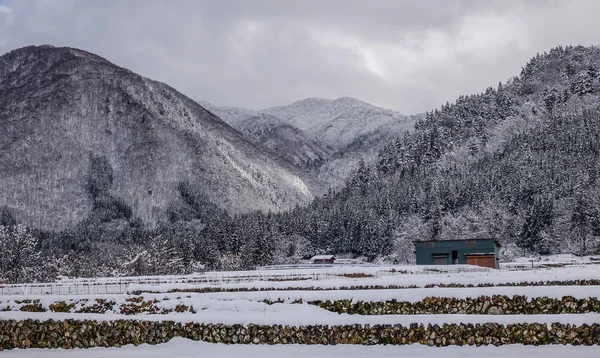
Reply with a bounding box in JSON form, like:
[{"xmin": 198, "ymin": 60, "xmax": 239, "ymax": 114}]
[{"xmin": 414, "ymin": 240, "xmax": 499, "ymax": 268}]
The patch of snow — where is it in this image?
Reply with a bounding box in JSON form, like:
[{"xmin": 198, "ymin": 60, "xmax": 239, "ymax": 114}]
[
  {"xmin": 3, "ymin": 263, "xmax": 600, "ymax": 297},
  {"xmin": 3, "ymin": 285, "xmax": 596, "ymax": 315},
  {"xmin": 196, "ymin": 285, "xmax": 600, "ymax": 303},
  {"xmin": 3, "ymin": 338, "xmax": 599, "ymax": 358},
  {"xmin": 2, "ymin": 308, "xmax": 599, "ymax": 328},
  {"xmin": 125, "ymin": 264, "xmax": 600, "ymax": 294},
  {"xmin": 1, "ymin": 338, "xmax": 599, "ymax": 358}
]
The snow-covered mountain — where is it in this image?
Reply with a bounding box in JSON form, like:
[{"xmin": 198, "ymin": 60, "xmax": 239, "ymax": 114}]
[
  {"xmin": 0, "ymin": 45, "xmax": 314, "ymax": 230},
  {"xmin": 264, "ymin": 97, "xmax": 413, "ymax": 149},
  {"xmin": 202, "ymin": 97, "xmax": 418, "ymax": 187},
  {"xmin": 199, "ymin": 101, "xmax": 334, "ymax": 173},
  {"xmin": 196, "ymin": 100, "xmax": 258, "ymax": 128},
  {"xmin": 238, "ymin": 114, "xmax": 334, "ymax": 170}
]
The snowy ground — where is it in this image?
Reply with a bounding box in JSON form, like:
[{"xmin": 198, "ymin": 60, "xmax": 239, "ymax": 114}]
[
  {"xmin": 2, "ymin": 258, "xmax": 600, "ymax": 353},
  {"xmin": 4, "ymin": 284, "xmax": 599, "ymax": 311},
  {"xmin": 3, "ymin": 284, "xmax": 600, "ymax": 327},
  {"xmin": 128, "ymin": 264, "xmax": 600, "ymax": 293},
  {"xmin": 2, "ymin": 338, "xmax": 599, "ymax": 358},
  {"xmin": 3, "ymin": 309, "xmax": 600, "ymax": 327},
  {"xmin": 3, "ymin": 264, "xmax": 600, "ymax": 327},
  {"xmin": 502, "ymin": 254, "xmax": 600, "ymax": 270},
  {"xmin": 2, "ymin": 255, "xmax": 599, "ymax": 296},
  {"xmin": 0, "ymin": 264, "xmax": 491, "ymax": 295},
  {"xmin": 2, "ymin": 285, "xmax": 600, "ymax": 326}
]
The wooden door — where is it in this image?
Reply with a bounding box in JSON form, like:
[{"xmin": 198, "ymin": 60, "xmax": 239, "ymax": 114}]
[{"xmin": 466, "ymin": 255, "xmax": 495, "ymax": 268}]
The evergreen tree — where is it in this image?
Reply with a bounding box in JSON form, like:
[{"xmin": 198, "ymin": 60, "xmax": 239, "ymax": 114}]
[
  {"xmin": 570, "ymin": 72, "xmax": 594, "ymax": 96},
  {"xmin": 0, "ymin": 225, "xmax": 41, "ymax": 283},
  {"xmin": 517, "ymin": 196, "xmax": 554, "ymax": 254}
]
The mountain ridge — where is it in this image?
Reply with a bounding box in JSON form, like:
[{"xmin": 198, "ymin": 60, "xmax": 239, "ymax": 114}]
[
  {"xmin": 201, "ymin": 96, "xmax": 417, "ymax": 187},
  {"xmin": 0, "ymin": 45, "xmax": 314, "ymax": 230}
]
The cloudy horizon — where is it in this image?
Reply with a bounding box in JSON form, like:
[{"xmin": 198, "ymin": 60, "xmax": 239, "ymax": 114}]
[{"xmin": 1, "ymin": 0, "xmax": 599, "ymax": 114}]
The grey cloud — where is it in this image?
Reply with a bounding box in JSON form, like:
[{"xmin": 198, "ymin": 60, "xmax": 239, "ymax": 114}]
[{"xmin": 1, "ymin": 0, "xmax": 600, "ymax": 113}]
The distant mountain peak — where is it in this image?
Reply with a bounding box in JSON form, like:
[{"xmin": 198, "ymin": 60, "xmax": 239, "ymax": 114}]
[
  {"xmin": 262, "ymin": 96, "xmax": 408, "ymax": 148},
  {"xmin": 201, "ymin": 96, "xmax": 416, "ymax": 188},
  {"xmin": 332, "ymin": 96, "xmax": 366, "ymax": 104},
  {"xmin": 2, "ymin": 45, "xmax": 111, "ymax": 66}
]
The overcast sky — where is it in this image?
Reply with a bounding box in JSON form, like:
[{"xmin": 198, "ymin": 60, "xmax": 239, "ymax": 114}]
[{"xmin": 1, "ymin": 0, "xmax": 599, "ymax": 114}]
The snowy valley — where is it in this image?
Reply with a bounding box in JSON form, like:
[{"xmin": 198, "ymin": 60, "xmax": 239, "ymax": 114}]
[{"xmin": 2, "ymin": 0, "xmax": 600, "ymax": 356}]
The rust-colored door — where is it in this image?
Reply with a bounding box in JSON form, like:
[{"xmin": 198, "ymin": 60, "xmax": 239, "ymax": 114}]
[{"xmin": 466, "ymin": 255, "xmax": 496, "ymax": 268}]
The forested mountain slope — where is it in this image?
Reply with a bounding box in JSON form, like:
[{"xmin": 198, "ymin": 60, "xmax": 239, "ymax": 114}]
[
  {"xmin": 0, "ymin": 45, "xmax": 313, "ymax": 231},
  {"xmin": 202, "ymin": 97, "xmax": 417, "ymax": 188},
  {"xmin": 198, "ymin": 101, "xmax": 333, "ymax": 175},
  {"xmin": 263, "ymin": 97, "xmax": 412, "ymax": 150},
  {"xmin": 276, "ymin": 44, "xmax": 600, "ymax": 262}
]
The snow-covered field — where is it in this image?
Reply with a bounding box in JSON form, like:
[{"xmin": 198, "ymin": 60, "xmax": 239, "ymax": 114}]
[
  {"xmin": 0, "ymin": 264, "xmax": 490, "ymax": 295},
  {"xmin": 3, "ymin": 259, "xmax": 600, "ymax": 326},
  {"xmin": 2, "ymin": 269, "xmax": 600, "ymax": 328},
  {"xmin": 2, "ymin": 257, "xmax": 600, "ymax": 354},
  {"xmin": 4, "ymin": 284, "xmax": 600, "ymax": 328},
  {"xmin": 3, "ymin": 309, "xmax": 600, "ymax": 327},
  {"xmin": 128, "ymin": 265, "xmax": 600, "ymax": 293},
  {"xmin": 4, "ymin": 260, "xmax": 598, "ymax": 296},
  {"xmin": 2, "ymin": 338, "xmax": 599, "ymax": 358},
  {"xmin": 2, "ymin": 254, "xmax": 598, "ymax": 297},
  {"xmin": 501, "ymin": 254, "xmax": 600, "ymax": 269},
  {"xmin": 4, "ymin": 284, "xmax": 599, "ymax": 310}
]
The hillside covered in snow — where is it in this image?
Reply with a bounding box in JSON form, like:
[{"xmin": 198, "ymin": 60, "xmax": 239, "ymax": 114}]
[
  {"xmin": 201, "ymin": 97, "xmax": 418, "ymax": 187},
  {"xmin": 0, "ymin": 45, "xmax": 314, "ymax": 231}
]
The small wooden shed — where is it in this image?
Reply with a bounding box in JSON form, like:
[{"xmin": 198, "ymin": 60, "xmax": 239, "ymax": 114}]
[
  {"xmin": 310, "ymin": 255, "xmax": 336, "ymax": 264},
  {"xmin": 413, "ymin": 239, "xmax": 500, "ymax": 269}
]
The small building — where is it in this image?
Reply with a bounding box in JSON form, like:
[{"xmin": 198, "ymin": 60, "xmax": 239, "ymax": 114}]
[
  {"xmin": 413, "ymin": 239, "xmax": 500, "ymax": 269},
  {"xmin": 310, "ymin": 255, "xmax": 336, "ymax": 264},
  {"xmin": 333, "ymin": 258, "xmax": 361, "ymax": 265}
]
